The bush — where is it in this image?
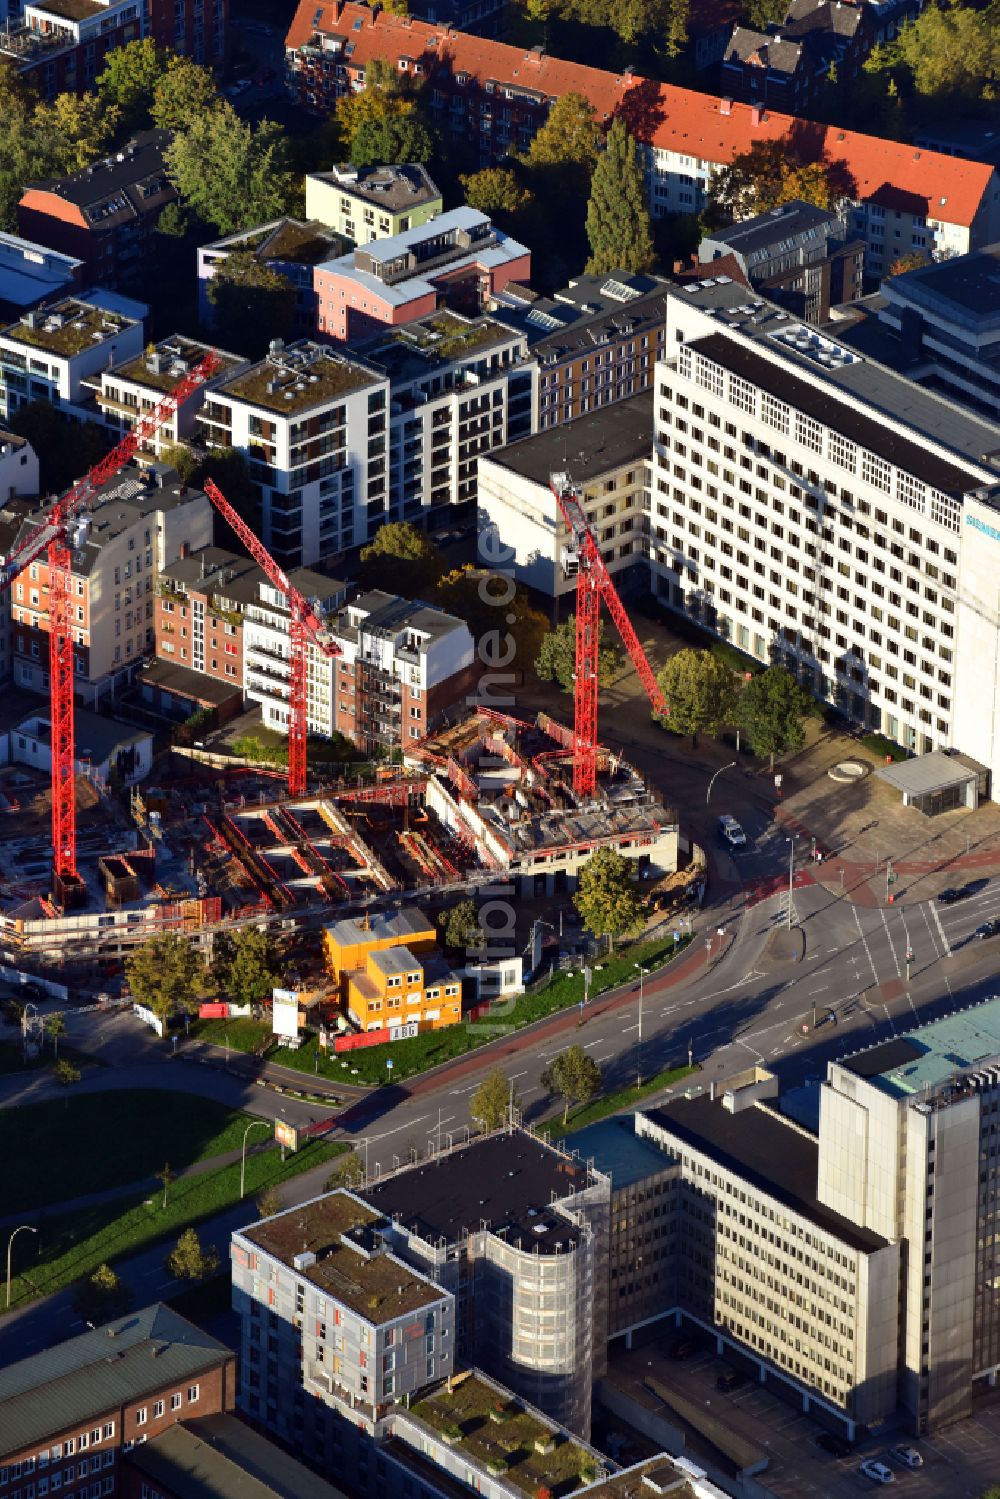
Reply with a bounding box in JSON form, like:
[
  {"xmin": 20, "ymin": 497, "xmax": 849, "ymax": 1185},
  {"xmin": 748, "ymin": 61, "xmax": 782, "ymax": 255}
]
[{"xmin": 860, "ymin": 732, "xmax": 908, "ymax": 763}]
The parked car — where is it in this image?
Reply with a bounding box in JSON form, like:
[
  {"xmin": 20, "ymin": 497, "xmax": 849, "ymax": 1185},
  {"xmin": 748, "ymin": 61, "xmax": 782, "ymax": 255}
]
[
  {"xmin": 859, "ymin": 1459, "xmax": 895, "ymax": 1484},
  {"xmin": 715, "ymin": 1369, "xmax": 748, "ymax": 1393},
  {"xmin": 977, "ymin": 920, "xmax": 1000, "ymax": 940},
  {"xmin": 936, "ymin": 887, "xmax": 963, "ymax": 904},
  {"xmin": 888, "ymin": 1445, "xmax": 923, "ymax": 1470},
  {"xmin": 814, "ymin": 1433, "xmax": 852, "ymax": 1459},
  {"xmin": 718, "ymin": 814, "xmax": 747, "ymax": 849}
]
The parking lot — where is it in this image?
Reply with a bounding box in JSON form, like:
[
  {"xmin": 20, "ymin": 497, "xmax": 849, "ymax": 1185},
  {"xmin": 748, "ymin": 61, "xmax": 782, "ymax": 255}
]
[{"xmin": 607, "ymin": 1335, "xmax": 1000, "ymax": 1498}]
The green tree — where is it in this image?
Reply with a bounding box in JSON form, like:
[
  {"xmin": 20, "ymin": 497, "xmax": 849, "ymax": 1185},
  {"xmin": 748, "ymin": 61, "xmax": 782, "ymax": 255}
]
[
  {"xmin": 213, "ymin": 926, "xmax": 280, "ymax": 1009},
  {"xmin": 470, "ymin": 1067, "xmax": 516, "ymax": 1131},
  {"xmin": 34, "ymin": 92, "xmax": 120, "ymax": 173},
  {"xmin": 573, "ymin": 846, "xmax": 644, "ymax": 949},
  {"xmin": 8, "ymin": 401, "xmax": 108, "ymax": 493},
  {"xmin": 256, "ymin": 1185, "xmax": 283, "ymax": 1218},
  {"xmin": 324, "ymin": 1150, "xmax": 366, "ymax": 1190},
  {"xmin": 157, "ymin": 1161, "xmax": 175, "ymax": 1208},
  {"xmin": 151, "ymin": 54, "xmax": 219, "ymax": 131},
  {"xmin": 439, "ymin": 898, "xmax": 483, "ymax": 951},
  {"xmin": 585, "ymin": 117, "xmax": 655, "ymax": 275},
  {"xmin": 54, "ymin": 1058, "xmax": 81, "ymax": 1092},
  {"xmin": 335, "ymin": 56, "xmax": 412, "ymax": 152},
  {"xmin": 159, "ymin": 440, "xmax": 199, "ymax": 484},
  {"xmin": 351, "ymin": 111, "xmax": 435, "ymax": 168},
  {"xmin": 126, "ymin": 933, "xmax": 206, "ymax": 1024},
  {"xmin": 44, "ymin": 1011, "xmax": 66, "ymax": 1059},
  {"xmin": 534, "ymin": 616, "xmax": 624, "ymax": 693},
  {"xmin": 166, "ymin": 106, "xmax": 293, "ymax": 235},
  {"xmin": 736, "ymin": 665, "xmax": 809, "ymax": 768},
  {"xmin": 96, "ymin": 38, "xmax": 166, "ymax": 132},
  {"xmin": 886, "ymin": 3, "xmax": 999, "ymax": 103},
  {"xmin": 460, "ymin": 167, "xmax": 533, "ymax": 226},
  {"xmin": 73, "ymin": 1263, "xmax": 133, "ymax": 1325},
  {"xmin": 154, "ymin": 200, "xmax": 187, "ymax": 237},
  {"xmin": 359, "ymin": 521, "xmax": 444, "ymax": 595},
  {"xmin": 541, "ymin": 1044, "xmax": 602, "ymax": 1123},
  {"xmin": 709, "ymin": 140, "xmax": 844, "ymax": 219},
  {"xmin": 527, "ymin": 92, "xmax": 601, "ymax": 177},
  {"xmin": 207, "ymin": 252, "xmax": 296, "ymax": 357},
  {"xmin": 656, "ymin": 648, "xmax": 738, "ymax": 745},
  {"xmin": 747, "ymin": 0, "xmax": 786, "ymax": 25},
  {"xmin": 887, "ymin": 249, "xmax": 931, "ymax": 276},
  {"xmin": 165, "ymin": 1227, "xmax": 220, "ymax": 1282},
  {"xmin": 665, "ymin": 0, "xmax": 690, "ymax": 56}
]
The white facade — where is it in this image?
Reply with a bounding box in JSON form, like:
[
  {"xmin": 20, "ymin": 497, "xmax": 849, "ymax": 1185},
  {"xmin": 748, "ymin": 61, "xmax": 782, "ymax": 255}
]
[
  {"xmin": 7, "ymin": 710, "xmax": 152, "ymax": 784},
  {"xmin": 0, "ymin": 432, "xmax": 38, "ymax": 499},
  {"xmin": 94, "ymin": 336, "xmax": 247, "ymax": 457},
  {"xmin": 648, "ymin": 280, "xmax": 1000, "ymax": 780},
  {"xmin": 243, "ymin": 574, "xmax": 348, "ymax": 738},
  {"xmin": 0, "ymin": 294, "xmax": 145, "ymax": 420}
]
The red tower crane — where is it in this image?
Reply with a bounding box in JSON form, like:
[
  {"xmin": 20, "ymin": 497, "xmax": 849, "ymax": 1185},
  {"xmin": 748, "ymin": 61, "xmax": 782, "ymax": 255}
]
[
  {"xmin": 0, "ymin": 353, "xmax": 221, "ymax": 904},
  {"xmin": 202, "ymin": 479, "xmax": 341, "ymax": 797},
  {"xmin": 549, "ymin": 470, "xmax": 667, "ymax": 800}
]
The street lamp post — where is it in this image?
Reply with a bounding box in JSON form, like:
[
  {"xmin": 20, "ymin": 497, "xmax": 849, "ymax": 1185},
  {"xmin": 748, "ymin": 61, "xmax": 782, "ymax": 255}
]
[
  {"xmin": 786, "ymin": 836, "xmax": 796, "ymax": 930},
  {"xmin": 705, "ymin": 761, "xmax": 737, "ymax": 806},
  {"xmin": 240, "ymin": 1120, "xmax": 269, "ymax": 1200},
  {"xmin": 6, "ymin": 1223, "xmax": 38, "ymax": 1308},
  {"xmin": 634, "ymin": 964, "xmax": 646, "ymax": 1089}
]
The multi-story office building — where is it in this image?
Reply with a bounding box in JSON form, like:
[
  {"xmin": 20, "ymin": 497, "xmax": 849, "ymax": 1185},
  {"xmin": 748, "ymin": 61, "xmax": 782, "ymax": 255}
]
[
  {"xmin": 648, "ymin": 277, "xmax": 1000, "ymax": 778},
  {"xmin": 304, "ymin": 163, "xmax": 443, "ymax": 244},
  {"xmin": 818, "ymin": 997, "xmax": 1000, "ymax": 1433},
  {"xmin": 478, "ymin": 393, "xmax": 652, "ymax": 601},
  {"xmin": 284, "ymin": 1, "xmax": 999, "ymax": 262},
  {"xmin": 699, "ymin": 200, "xmax": 864, "ymax": 322},
  {"xmin": 18, "ymin": 134, "xmax": 177, "ymax": 289},
  {"xmin": 0, "ymin": 1304, "xmax": 236, "ymax": 1475},
  {"xmin": 360, "ymin": 310, "xmax": 535, "ymax": 521},
  {"xmin": 496, "ymin": 273, "xmax": 667, "ymax": 431},
  {"xmin": 89, "ymin": 336, "xmax": 246, "ymax": 457},
  {"xmin": 635, "ymin": 1082, "xmax": 900, "ymax": 1436},
  {"xmin": 313, "ymin": 208, "xmax": 531, "ymax": 343},
  {"xmin": 198, "ymin": 340, "xmax": 389, "ymax": 569},
  {"xmin": 11, "ymin": 462, "xmax": 213, "ymax": 705},
  {"xmin": 197, "ymin": 220, "xmax": 351, "ymax": 334},
  {"xmin": 243, "ymin": 570, "xmax": 348, "ymax": 739},
  {"xmin": 326, "ymin": 588, "xmax": 476, "ymax": 752},
  {"xmin": 362, "ymin": 1130, "xmax": 612, "ymax": 1437},
  {"xmin": 0, "ymin": 293, "xmax": 145, "ymax": 421}
]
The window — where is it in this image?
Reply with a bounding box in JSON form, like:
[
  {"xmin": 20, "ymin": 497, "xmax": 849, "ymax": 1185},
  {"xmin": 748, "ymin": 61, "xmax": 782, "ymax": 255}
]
[
  {"xmin": 795, "ymin": 413, "xmax": 823, "ymax": 453},
  {"xmin": 153, "ymin": 1402, "xmax": 163, "ymax": 1419},
  {"xmin": 135, "ymin": 1410, "xmax": 147, "ymax": 1427},
  {"xmin": 861, "ymin": 451, "xmax": 891, "ymax": 493},
  {"xmin": 187, "ymin": 1386, "xmax": 199, "ymax": 1404},
  {"xmin": 170, "ymin": 1394, "xmax": 181, "ymax": 1411},
  {"xmin": 761, "ymin": 393, "xmax": 789, "ymax": 434}
]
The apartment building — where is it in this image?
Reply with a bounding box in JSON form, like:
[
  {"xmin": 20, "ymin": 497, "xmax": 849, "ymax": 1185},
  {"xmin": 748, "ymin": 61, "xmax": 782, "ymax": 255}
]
[
  {"xmin": 648, "ymin": 277, "xmax": 1000, "ymax": 779},
  {"xmin": 722, "ymin": 0, "xmax": 872, "ymax": 112},
  {"xmin": 324, "ymin": 906, "xmax": 462, "ymax": 1034},
  {"xmin": 243, "ymin": 570, "xmax": 348, "ymax": 739},
  {"xmin": 0, "ymin": 232, "xmax": 82, "ymax": 322},
  {"xmin": 0, "ymin": 492, "xmax": 38, "ymax": 686},
  {"xmin": 90, "ymin": 335, "xmax": 247, "ymax": 457},
  {"xmin": 818, "ymin": 997, "xmax": 1000, "ymax": 1433},
  {"xmin": 360, "ymin": 310, "xmax": 535, "ymax": 521},
  {"xmin": 635, "ymin": 1083, "xmax": 900, "ymax": 1435},
  {"xmin": 18, "ymin": 134, "xmax": 177, "ymax": 290},
  {"xmin": 699, "ymin": 200, "xmax": 865, "ymax": 322},
  {"xmin": 198, "ymin": 340, "xmax": 389, "ymax": 568},
  {"xmin": 283, "ymin": 1, "xmax": 1000, "ymax": 264},
  {"xmin": 0, "ymin": 0, "xmax": 142, "ymax": 98},
  {"xmin": 0, "ymin": 1304, "xmax": 236, "ymax": 1476},
  {"xmin": 11, "ymin": 463, "xmax": 213, "ymax": 705},
  {"xmin": 497, "ymin": 273, "xmax": 667, "ymax": 430},
  {"xmin": 146, "ymin": 0, "xmax": 227, "ymax": 66},
  {"xmin": 0, "ymin": 293, "xmax": 145, "ymax": 421},
  {"xmin": 154, "ymin": 546, "xmax": 258, "ymax": 698},
  {"xmin": 328, "ymin": 588, "xmax": 476, "ymax": 751},
  {"xmin": 313, "ymin": 207, "xmax": 531, "ymax": 343},
  {"xmin": 304, "ymin": 162, "xmax": 443, "ymax": 243},
  {"xmin": 197, "ymin": 220, "xmax": 350, "ymax": 334},
  {"xmin": 478, "ymin": 393, "xmax": 652, "ymax": 600},
  {"xmin": 361, "ymin": 1129, "xmax": 612, "ymax": 1437}
]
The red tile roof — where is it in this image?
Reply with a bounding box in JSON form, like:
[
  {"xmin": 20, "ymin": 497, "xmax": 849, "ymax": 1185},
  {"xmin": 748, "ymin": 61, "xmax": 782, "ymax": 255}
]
[{"xmin": 286, "ymin": 0, "xmax": 995, "ymax": 231}]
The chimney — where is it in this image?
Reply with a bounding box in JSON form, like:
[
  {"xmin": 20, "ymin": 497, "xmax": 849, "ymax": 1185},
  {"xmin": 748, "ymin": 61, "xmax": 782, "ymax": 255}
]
[
  {"xmin": 751, "ymin": 104, "xmax": 767, "ymax": 125},
  {"xmin": 720, "ymin": 96, "xmax": 733, "ymax": 116}
]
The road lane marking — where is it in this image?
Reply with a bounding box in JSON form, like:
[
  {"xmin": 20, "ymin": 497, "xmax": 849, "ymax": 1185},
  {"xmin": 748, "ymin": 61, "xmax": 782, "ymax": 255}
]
[
  {"xmin": 879, "ymin": 908, "xmax": 901, "ymax": 977},
  {"xmin": 852, "ymin": 907, "xmax": 880, "ymax": 985},
  {"xmin": 930, "ymin": 901, "xmax": 952, "ymax": 957},
  {"xmin": 368, "ymin": 1114, "xmax": 428, "ymax": 1141}
]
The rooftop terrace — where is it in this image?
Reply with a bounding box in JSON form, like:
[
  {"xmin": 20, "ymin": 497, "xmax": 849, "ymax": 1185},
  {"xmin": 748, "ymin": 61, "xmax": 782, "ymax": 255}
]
[{"xmin": 220, "ymin": 342, "xmax": 380, "ymax": 414}]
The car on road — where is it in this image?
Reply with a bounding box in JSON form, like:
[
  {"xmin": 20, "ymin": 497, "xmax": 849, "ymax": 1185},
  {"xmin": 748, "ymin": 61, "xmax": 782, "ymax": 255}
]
[
  {"xmin": 977, "ymin": 919, "xmax": 1000, "ymax": 940},
  {"xmin": 859, "ymin": 1459, "xmax": 895, "ymax": 1484},
  {"xmin": 936, "ymin": 887, "xmax": 963, "ymax": 903},
  {"xmin": 718, "ymin": 814, "xmax": 747, "ymax": 849},
  {"xmin": 715, "ymin": 1369, "xmax": 749, "ymax": 1393},
  {"xmin": 888, "ymin": 1445, "xmax": 923, "ymax": 1470},
  {"xmin": 814, "ymin": 1433, "xmax": 852, "ymax": 1459}
]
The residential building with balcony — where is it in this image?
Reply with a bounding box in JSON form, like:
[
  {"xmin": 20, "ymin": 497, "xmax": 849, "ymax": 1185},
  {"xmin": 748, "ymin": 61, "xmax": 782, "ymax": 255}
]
[
  {"xmin": 197, "ymin": 219, "xmax": 351, "ymax": 333},
  {"xmin": 0, "ymin": 491, "xmax": 38, "ymax": 685},
  {"xmin": 88, "ymin": 334, "xmax": 247, "ymax": 456},
  {"xmin": 0, "ymin": 0, "xmax": 142, "ymax": 98},
  {"xmin": 153, "ymin": 545, "xmax": 258, "ymax": 705},
  {"xmin": 0, "ymin": 291, "xmax": 145, "ymax": 420},
  {"xmin": 0, "ymin": 231, "xmax": 82, "ymax": 321},
  {"xmin": 17, "ymin": 132, "xmax": 177, "ymax": 289},
  {"xmin": 313, "ymin": 207, "xmax": 531, "ymax": 343},
  {"xmin": 242, "ymin": 568, "xmax": 348, "ymax": 739},
  {"xmin": 197, "ymin": 339, "xmax": 389, "ymax": 569},
  {"xmin": 284, "ymin": 1, "xmax": 999, "ymax": 263},
  {"xmin": 698, "ymin": 200, "xmax": 865, "ymax": 322},
  {"xmin": 304, "ymin": 162, "xmax": 443, "ymax": 244},
  {"xmin": 10, "ymin": 462, "xmax": 213, "ymax": 705},
  {"xmin": 478, "ymin": 392, "xmax": 652, "ymax": 600},
  {"xmin": 323, "ymin": 906, "xmax": 462, "ymax": 1035},
  {"xmin": 0, "ymin": 1303, "xmax": 236, "ymax": 1478}
]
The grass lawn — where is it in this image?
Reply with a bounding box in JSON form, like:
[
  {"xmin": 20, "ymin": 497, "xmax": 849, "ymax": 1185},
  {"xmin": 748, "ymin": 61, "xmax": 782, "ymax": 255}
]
[
  {"xmin": 2, "ymin": 1091, "xmax": 272, "ymax": 1213},
  {"xmin": 273, "ymin": 934, "xmax": 692, "ymax": 1086},
  {"xmin": 7, "ymin": 1138, "xmax": 344, "ymax": 1310},
  {"xmin": 541, "ymin": 1062, "xmax": 699, "ymax": 1136},
  {"xmin": 187, "ymin": 1016, "xmax": 272, "ymax": 1053}
]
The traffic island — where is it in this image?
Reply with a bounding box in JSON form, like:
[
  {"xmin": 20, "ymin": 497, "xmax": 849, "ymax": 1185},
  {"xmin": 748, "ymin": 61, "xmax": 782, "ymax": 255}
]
[{"xmin": 759, "ymin": 925, "xmax": 806, "ymax": 968}]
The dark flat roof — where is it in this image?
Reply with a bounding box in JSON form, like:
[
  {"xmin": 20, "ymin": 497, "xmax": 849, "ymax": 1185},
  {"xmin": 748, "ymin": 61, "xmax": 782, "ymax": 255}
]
[
  {"xmin": 690, "ymin": 330, "xmax": 983, "ymax": 496},
  {"xmin": 363, "ymin": 1133, "xmax": 590, "ymax": 1251},
  {"xmin": 488, "ymin": 393, "xmax": 652, "ymax": 487},
  {"xmin": 562, "ymin": 1115, "xmax": 675, "ymax": 1190},
  {"xmin": 643, "ymin": 1098, "xmax": 886, "ymax": 1253},
  {"xmin": 124, "ymin": 1415, "xmax": 349, "ymax": 1499},
  {"xmin": 841, "ymin": 1037, "xmax": 923, "ymax": 1079},
  {"xmin": 141, "ymin": 659, "xmax": 243, "ymax": 708}
]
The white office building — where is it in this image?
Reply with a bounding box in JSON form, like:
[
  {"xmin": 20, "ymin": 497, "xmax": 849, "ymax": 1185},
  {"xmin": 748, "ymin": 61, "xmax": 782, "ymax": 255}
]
[{"xmin": 649, "ymin": 279, "xmax": 1000, "ymax": 784}]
